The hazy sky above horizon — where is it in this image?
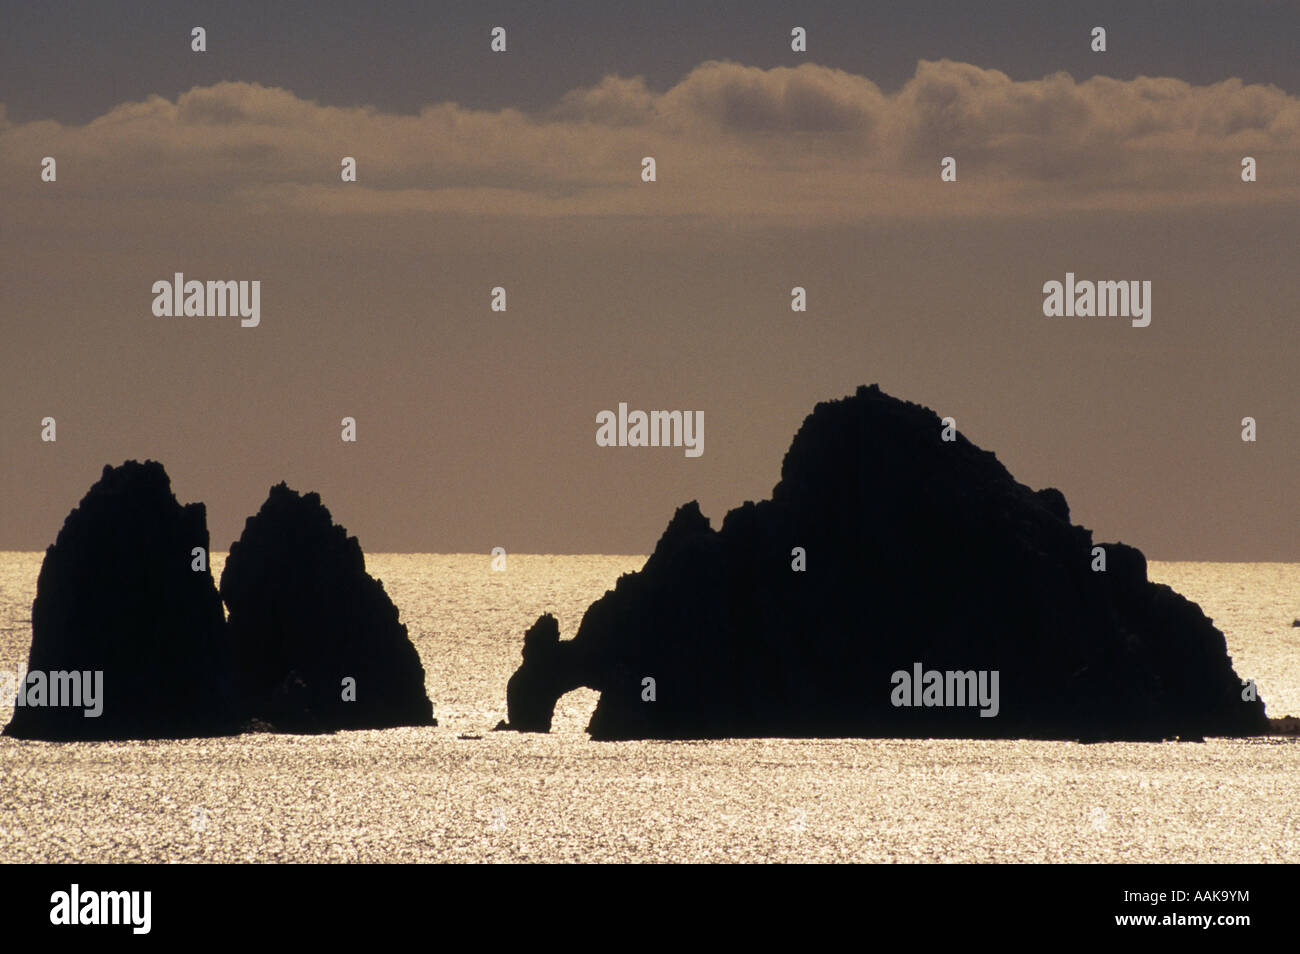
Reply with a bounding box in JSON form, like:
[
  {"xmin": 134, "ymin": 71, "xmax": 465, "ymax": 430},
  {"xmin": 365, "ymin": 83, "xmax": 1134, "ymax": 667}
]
[{"xmin": 1, "ymin": 2, "xmax": 1296, "ymax": 559}]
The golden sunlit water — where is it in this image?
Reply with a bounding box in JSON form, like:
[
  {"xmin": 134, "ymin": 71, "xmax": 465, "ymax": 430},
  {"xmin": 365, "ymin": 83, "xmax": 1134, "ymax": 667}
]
[{"xmin": 1, "ymin": 553, "xmax": 1297, "ymax": 863}]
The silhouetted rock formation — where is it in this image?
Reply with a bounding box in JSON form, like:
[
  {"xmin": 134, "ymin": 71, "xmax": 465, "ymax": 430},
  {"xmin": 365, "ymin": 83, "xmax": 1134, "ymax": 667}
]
[
  {"xmin": 503, "ymin": 385, "xmax": 1268, "ymax": 741},
  {"xmin": 220, "ymin": 483, "xmax": 435, "ymax": 732},
  {"xmin": 4, "ymin": 461, "xmax": 238, "ymax": 740},
  {"xmin": 503, "ymin": 614, "xmax": 586, "ymax": 732}
]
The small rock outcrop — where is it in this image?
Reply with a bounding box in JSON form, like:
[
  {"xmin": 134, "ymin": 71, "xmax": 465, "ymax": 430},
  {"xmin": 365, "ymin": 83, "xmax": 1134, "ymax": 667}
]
[
  {"xmin": 4, "ymin": 461, "xmax": 238, "ymax": 740},
  {"xmin": 220, "ymin": 483, "xmax": 435, "ymax": 732},
  {"xmin": 502, "ymin": 385, "xmax": 1268, "ymax": 741},
  {"xmin": 503, "ymin": 614, "xmax": 586, "ymax": 732}
]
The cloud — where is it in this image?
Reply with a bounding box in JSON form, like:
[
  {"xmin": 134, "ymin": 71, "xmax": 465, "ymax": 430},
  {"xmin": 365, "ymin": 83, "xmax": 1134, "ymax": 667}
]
[
  {"xmin": 657, "ymin": 61, "xmax": 888, "ymax": 136},
  {"xmin": 3, "ymin": 59, "xmax": 1298, "ymax": 221},
  {"xmin": 551, "ymin": 75, "xmax": 659, "ymax": 127}
]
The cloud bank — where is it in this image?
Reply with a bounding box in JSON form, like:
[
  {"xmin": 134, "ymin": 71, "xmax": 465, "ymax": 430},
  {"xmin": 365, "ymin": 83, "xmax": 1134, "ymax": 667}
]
[{"xmin": 4, "ymin": 59, "xmax": 1299, "ymax": 220}]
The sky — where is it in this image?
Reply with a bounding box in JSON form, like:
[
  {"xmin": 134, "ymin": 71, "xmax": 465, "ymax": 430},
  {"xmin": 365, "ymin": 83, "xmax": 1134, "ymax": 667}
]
[{"xmin": 1, "ymin": 1, "xmax": 1296, "ymax": 559}]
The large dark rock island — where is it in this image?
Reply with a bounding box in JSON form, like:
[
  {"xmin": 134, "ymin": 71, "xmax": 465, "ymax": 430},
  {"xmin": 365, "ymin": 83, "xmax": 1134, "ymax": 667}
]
[
  {"xmin": 502, "ymin": 385, "xmax": 1267, "ymax": 741},
  {"xmin": 220, "ymin": 483, "xmax": 435, "ymax": 732},
  {"xmin": 4, "ymin": 461, "xmax": 239, "ymax": 740}
]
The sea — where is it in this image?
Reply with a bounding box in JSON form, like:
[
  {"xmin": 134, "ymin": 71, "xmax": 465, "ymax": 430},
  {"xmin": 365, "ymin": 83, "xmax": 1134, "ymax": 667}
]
[{"xmin": 0, "ymin": 553, "xmax": 1297, "ymax": 863}]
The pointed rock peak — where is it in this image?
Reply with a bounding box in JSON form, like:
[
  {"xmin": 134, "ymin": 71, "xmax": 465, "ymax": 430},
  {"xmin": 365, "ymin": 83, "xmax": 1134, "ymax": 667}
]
[
  {"xmin": 229, "ymin": 482, "xmax": 363, "ymax": 575},
  {"xmin": 652, "ymin": 501, "xmax": 711, "ymax": 555}
]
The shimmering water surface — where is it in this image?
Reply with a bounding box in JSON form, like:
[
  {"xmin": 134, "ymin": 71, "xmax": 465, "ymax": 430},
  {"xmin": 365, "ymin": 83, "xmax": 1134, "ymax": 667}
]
[{"xmin": 1, "ymin": 553, "xmax": 1297, "ymax": 863}]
